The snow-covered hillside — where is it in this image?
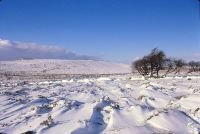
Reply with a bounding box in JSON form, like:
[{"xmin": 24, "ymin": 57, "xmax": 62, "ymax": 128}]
[
  {"xmin": 0, "ymin": 75, "xmax": 200, "ymax": 134},
  {"xmin": 0, "ymin": 59, "xmax": 131, "ymax": 75},
  {"xmin": 0, "ymin": 60, "xmax": 200, "ymax": 134}
]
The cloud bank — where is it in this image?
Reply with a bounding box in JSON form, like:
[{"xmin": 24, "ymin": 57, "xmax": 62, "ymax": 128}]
[{"xmin": 0, "ymin": 39, "xmax": 92, "ymax": 61}]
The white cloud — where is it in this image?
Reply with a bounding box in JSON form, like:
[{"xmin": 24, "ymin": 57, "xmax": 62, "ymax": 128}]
[
  {"xmin": 0, "ymin": 39, "xmax": 92, "ymax": 60},
  {"xmin": 0, "ymin": 39, "xmax": 11, "ymax": 47}
]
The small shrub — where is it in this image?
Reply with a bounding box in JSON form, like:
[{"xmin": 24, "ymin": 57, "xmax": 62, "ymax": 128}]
[{"xmin": 40, "ymin": 116, "xmax": 54, "ymax": 127}]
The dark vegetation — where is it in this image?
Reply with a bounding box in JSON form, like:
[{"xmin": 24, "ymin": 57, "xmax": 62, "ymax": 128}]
[{"xmin": 132, "ymin": 48, "xmax": 200, "ymax": 78}]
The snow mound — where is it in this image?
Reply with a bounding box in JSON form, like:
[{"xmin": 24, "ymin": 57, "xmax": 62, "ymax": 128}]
[{"xmin": 1, "ymin": 75, "xmax": 200, "ymax": 134}]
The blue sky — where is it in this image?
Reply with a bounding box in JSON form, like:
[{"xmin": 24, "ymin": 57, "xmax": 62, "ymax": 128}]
[{"xmin": 0, "ymin": 0, "xmax": 200, "ymax": 63}]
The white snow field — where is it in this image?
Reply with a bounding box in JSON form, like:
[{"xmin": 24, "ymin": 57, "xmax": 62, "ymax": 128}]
[
  {"xmin": 0, "ymin": 59, "xmax": 130, "ymax": 75},
  {"xmin": 0, "ymin": 60, "xmax": 200, "ymax": 134}
]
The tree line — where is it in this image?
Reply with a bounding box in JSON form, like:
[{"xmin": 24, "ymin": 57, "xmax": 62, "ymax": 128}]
[{"xmin": 132, "ymin": 48, "xmax": 200, "ymax": 78}]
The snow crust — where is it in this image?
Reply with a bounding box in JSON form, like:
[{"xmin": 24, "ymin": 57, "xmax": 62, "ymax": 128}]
[{"xmin": 1, "ymin": 75, "xmax": 200, "ymax": 134}]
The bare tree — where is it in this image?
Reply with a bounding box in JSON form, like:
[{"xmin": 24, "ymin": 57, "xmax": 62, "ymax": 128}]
[
  {"xmin": 163, "ymin": 58, "xmax": 174, "ymax": 77},
  {"xmin": 132, "ymin": 48, "xmax": 188, "ymax": 78},
  {"xmin": 147, "ymin": 48, "xmax": 166, "ymax": 77},
  {"xmin": 133, "ymin": 48, "xmax": 167, "ymax": 78},
  {"xmin": 188, "ymin": 61, "xmax": 200, "ymax": 73},
  {"xmin": 173, "ymin": 59, "xmax": 186, "ymax": 74},
  {"xmin": 133, "ymin": 57, "xmax": 150, "ymax": 77}
]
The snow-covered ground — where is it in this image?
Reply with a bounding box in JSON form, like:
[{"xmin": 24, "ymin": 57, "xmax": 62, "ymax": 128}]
[
  {"xmin": 0, "ymin": 59, "xmax": 131, "ymax": 75},
  {"xmin": 0, "ymin": 60, "xmax": 200, "ymax": 134}
]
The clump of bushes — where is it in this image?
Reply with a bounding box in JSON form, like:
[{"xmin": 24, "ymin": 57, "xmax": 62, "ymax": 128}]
[
  {"xmin": 188, "ymin": 61, "xmax": 200, "ymax": 73},
  {"xmin": 132, "ymin": 48, "xmax": 199, "ymax": 78},
  {"xmin": 133, "ymin": 48, "xmax": 167, "ymax": 77}
]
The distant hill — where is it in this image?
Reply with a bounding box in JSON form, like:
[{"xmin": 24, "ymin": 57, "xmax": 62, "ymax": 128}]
[{"xmin": 0, "ymin": 59, "xmax": 131, "ymax": 75}]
